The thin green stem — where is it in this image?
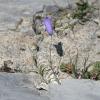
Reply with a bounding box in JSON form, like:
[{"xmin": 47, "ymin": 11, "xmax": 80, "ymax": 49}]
[
  {"xmin": 49, "ymin": 35, "xmax": 61, "ymax": 84},
  {"xmin": 58, "ymin": 56, "xmax": 62, "ymax": 72}
]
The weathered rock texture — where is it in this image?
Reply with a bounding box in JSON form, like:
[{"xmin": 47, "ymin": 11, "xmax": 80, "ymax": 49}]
[{"xmin": 0, "ymin": 0, "xmax": 100, "ymax": 74}]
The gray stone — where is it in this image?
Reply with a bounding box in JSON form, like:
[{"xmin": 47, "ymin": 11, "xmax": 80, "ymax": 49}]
[
  {"xmin": 0, "ymin": 72, "xmax": 49, "ymax": 100},
  {"xmin": 48, "ymin": 79, "xmax": 100, "ymax": 100}
]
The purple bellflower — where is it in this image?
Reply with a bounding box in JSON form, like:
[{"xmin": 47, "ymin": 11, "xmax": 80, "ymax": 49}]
[{"xmin": 43, "ymin": 17, "xmax": 53, "ymax": 36}]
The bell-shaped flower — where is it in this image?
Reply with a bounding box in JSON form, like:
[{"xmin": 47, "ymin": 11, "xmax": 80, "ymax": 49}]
[{"xmin": 43, "ymin": 17, "xmax": 53, "ymax": 36}]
